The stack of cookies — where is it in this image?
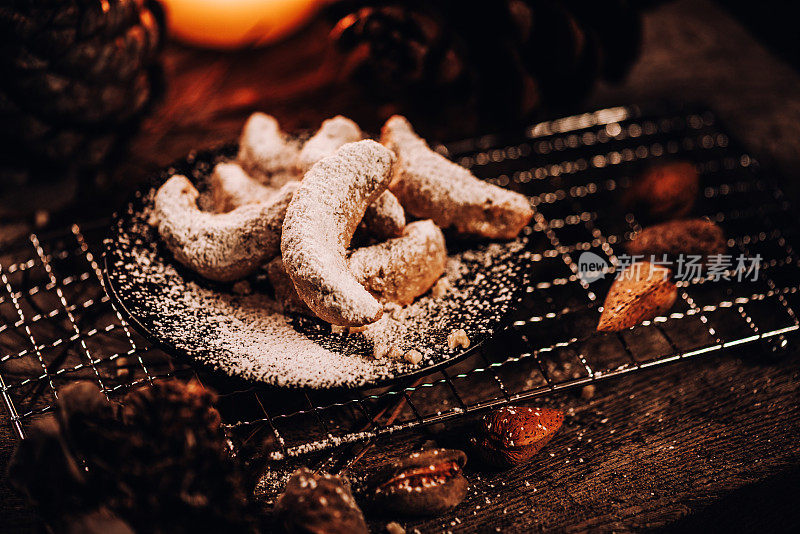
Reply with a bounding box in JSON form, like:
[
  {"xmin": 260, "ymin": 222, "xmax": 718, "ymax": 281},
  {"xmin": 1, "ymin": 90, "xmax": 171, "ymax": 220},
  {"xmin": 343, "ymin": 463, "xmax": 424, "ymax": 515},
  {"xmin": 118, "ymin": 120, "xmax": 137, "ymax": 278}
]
[{"xmin": 152, "ymin": 113, "xmax": 533, "ymax": 336}]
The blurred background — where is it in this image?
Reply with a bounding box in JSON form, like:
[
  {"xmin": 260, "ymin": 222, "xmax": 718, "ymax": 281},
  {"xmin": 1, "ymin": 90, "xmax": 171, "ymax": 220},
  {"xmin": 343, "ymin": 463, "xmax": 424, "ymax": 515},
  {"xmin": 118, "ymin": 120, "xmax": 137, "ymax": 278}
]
[{"xmin": 1, "ymin": 0, "xmax": 799, "ymax": 237}]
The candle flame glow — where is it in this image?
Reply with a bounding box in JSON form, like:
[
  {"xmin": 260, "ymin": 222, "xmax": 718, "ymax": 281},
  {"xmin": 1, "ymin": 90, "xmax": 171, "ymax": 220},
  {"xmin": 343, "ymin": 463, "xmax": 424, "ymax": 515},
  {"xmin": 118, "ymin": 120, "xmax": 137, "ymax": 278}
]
[{"xmin": 162, "ymin": 0, "xmax": 324, "ymax": 49}]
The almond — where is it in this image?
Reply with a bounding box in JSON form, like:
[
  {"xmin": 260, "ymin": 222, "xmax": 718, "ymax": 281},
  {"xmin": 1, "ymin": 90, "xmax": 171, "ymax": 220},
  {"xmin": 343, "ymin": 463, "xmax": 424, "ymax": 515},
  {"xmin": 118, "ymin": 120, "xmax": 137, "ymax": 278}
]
[
  {"xmin": 275, "ymin": 468, "xmax": 368, "ymax": 534},
  {"xmin": 597, "ymin": 261, "xmax": 677, "ymax": 332},
  {"xmin": 368, "ymin": 449, "xmax": 468, "ymax": 516},
  {"xmin": 626, "ymin": 218, "xmax": 726, "ymax": 264},
  {"xmin": 473, "ymin": 406, "xmax": 564, "ymax": 467},
  {"xmin": 623, "ymin": 161, "xmax": 699, "ymax": 221}
]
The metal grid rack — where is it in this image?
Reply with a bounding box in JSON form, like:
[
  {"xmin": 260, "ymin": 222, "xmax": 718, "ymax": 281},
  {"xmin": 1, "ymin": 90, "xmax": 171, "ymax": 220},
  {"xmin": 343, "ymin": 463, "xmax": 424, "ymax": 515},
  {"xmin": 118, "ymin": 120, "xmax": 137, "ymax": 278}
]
[{"xmin": 1, "ymin": 103, "xmax": 799, "ymax": 462}]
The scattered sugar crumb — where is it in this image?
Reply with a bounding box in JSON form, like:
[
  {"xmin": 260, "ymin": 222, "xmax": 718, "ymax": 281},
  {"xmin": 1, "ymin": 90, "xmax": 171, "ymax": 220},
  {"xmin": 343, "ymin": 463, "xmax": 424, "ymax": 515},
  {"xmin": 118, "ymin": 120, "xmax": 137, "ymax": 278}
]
[
  {"xmin": 404, "ymin": 349, "xmax": 423, "ymax": 365},
  {"xmin": 431, "ymin": 276, "xmax": 451, "ymax": 298},
  {"xmin": 447, "ymin": 328, "xmax": 470, "ymax": 349}
]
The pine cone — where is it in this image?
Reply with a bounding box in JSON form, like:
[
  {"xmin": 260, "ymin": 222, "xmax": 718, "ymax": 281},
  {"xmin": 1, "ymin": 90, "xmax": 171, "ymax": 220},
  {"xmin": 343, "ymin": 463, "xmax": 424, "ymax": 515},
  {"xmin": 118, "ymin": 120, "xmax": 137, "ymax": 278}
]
[
  {"xmin": 512, "ymin": 0, "xmax": 643, "ymax": 103},
  {"xmin": 0, "ymin": 0, "xmax": 163, "ymax": 182},
  {"xmin": 8, "ymin": 380, "xmax": 256, "ymax": 533},
  {"xmin": 563, "ymin": 0, "xmax": 642, "ymax": 81},
  {"xmin": 329, "ymin": 0, "xmax": 645, "ymax": 126},
  {"xmin": 6, "ymin": 418, "xmax": 91, "ymax": 518},
  {"xmin": 331, "ymin": 5, "xmax": 469, "ymax": 98},
  {"xmin": 7, "ymin": 382, "xmax": 118, "ymax": 519},
  {"xmin": 106, "ymin": 380, "xmax": 255, "ymax": 533}
]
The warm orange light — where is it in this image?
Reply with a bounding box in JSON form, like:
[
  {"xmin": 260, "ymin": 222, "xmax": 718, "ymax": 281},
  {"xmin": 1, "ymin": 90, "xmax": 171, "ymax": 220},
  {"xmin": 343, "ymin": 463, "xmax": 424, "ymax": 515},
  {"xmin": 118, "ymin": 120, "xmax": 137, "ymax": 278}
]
[{"xmin": 162, "ymin": 0, "xmax": 324, "ymax": 49}]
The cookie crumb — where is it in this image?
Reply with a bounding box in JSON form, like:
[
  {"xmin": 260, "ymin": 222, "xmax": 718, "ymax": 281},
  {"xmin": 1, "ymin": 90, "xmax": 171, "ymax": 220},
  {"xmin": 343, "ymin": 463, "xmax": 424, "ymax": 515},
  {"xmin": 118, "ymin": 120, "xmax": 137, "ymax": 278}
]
[
  {"xmin": 447, "ymin": 329, "xmax": 470, "ymax": 349},
  {"xmin": 404, "ymin": 349, "xmax": 423, "ymax": 365},
  {"xmin": 147, "ymin": 212, "xmax": 159, "ymax": 227},
  {"xmin": 373, "ymin": 342, "xmax": 402, "ymax": 360},
  {"xmin": 431, "ymin": 276, "xmax": 451, "ymax": 298},
  {"xmin": 332, "ymin": 324, "xmax": 372, "ymax": 336},
  {"xmin": 386, "ymin": 522, "xmax": 406, "ymax": 534},
  {"xmin": 581, "ymin": 385, "xmax": 596, "ymax": 400},
  {"xmin": 232, "ymin": 280, "xmax": 252, "ymax": 295}
]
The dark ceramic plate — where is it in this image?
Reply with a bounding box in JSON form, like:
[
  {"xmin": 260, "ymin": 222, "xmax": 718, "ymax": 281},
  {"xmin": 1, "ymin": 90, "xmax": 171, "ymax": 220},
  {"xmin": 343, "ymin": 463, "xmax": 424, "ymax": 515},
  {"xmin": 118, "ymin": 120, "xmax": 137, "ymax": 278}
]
[{"xmin": 103, "ymin": 146, "xmax": 532, "ymax": 389}]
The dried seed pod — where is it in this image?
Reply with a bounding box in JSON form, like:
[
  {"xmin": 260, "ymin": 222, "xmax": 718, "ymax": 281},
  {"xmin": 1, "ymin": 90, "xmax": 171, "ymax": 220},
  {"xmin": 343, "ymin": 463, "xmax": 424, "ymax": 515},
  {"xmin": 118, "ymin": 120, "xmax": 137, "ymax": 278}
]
[
  {"xmin": 472, "ymin": 406, "xmax": 564, "ymax": 467},
  {"xmin": 113, "ymin": 380, "xmax": 254, "ymax": 533},
  {"xmin": 598, "ymin": 261, "xmax": 677, "ymax": 332},
  {"xmin": 623, "ymin": 161, "xmax": 699, "ymax": 221},
  {"xmin": 55, "ymin": 381, "xmax": 119, "ymax": 462},
  {"xmin": 56, "ymin": 381, "xmax": 113, "ymax": 432},
  {"xmin": 368, "ymin": 448, "xmax": 468, "ymax": 516},
  {"xmin": 274, "ymin": 468, "xmax": 368, "ymax": 534},
  {"xmin": 626, "ymin": 218, "xmax": 726, "ymax": 265},
  {"xmin": 6, "ymin": 417, "xmax": 88, "ymax": 516}
]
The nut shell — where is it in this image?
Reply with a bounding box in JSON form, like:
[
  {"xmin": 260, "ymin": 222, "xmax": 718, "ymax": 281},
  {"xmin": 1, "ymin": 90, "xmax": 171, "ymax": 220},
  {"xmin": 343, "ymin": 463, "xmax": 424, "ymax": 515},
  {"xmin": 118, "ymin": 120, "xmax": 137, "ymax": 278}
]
[
  {"xmin": 474, "ymin": 406, "xmax": 563, "ymax": 467},
  {"xmin": 368, "ymin": 448, "xmax": 468, "ymax": 516},
  {"xmin": 597, "ymin": 262, "xmax": 677, "ymax": 332},
  {"xmin": 274, "ymin": 468, "xmax": 368, "ymax": 534},
  {"xmin": 626, "ymin": 218, "xmax": 726, "ymax": 264}
]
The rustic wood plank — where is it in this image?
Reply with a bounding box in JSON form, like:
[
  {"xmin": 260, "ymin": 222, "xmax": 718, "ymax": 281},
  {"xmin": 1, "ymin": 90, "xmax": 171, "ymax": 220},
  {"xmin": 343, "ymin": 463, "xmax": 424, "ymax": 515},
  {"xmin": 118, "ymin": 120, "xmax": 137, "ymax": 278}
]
[
  {"xmin": 3, "ymin": 0, "xmax": 800, "ymax": 532},
  {"xmin": 346, "ymin": 349, "xmax": 800, "ymax": 533}
]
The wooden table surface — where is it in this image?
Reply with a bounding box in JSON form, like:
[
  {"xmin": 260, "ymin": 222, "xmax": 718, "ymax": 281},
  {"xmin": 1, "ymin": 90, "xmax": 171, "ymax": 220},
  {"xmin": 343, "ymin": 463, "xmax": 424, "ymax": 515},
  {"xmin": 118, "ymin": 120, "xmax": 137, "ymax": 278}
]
[{"xmin": 2, "ymin": 0, "xmax": 800, "ymax": 532}]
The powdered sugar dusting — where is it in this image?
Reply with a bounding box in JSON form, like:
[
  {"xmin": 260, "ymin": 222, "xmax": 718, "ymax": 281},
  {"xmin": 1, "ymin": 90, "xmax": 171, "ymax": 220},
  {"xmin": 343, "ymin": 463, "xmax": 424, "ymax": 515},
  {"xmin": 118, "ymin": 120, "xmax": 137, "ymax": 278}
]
[
  {"xmin": 348, "ymin": 220, "xmax": 446, "ymax": 305},
  {"xmin": 238, "ymin": 112, "xmax": 300, "ymax": 187},
  {"xmin": 381, "ymin": 115, "xmax": 533, "ymax": 239},
  {"xmin": 209, "ymin": 162, "xmax": 289, "ymax": 213},
  {"xmin": 152, "ymin": 175, "xmax": 295, "ymax": 282},
  {"xmin": 106, "ymin": 149, "xmax": 531, "ymax": 388},
  {"xmin": 296, "ymin": 115, "xmax": 363, "ymax": 173},
  {"xmin": 280, "ymin": 140, "xmax": 395, "ymax": 326},
  {"xmin": 360, "ymin": 190, "xmax": 406, "ymax": 239}
]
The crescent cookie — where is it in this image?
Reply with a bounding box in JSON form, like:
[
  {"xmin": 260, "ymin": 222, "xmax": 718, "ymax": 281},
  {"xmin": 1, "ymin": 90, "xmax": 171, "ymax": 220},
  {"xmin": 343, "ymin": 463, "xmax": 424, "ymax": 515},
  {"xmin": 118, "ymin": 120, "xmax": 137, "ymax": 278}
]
[
  {"xmin": 266, "ymin": 257, "xmax": 312, "ymax": 315},
  {"xmin": 361, "ymin": 190, "xmax": 406, "ymax": 239},
  {"xmin": 217, "ymin": 116, "xmax": 405, "ymax": 237},
  {"xmin": 297, "ymin": 116, "xmax": 406, "ymax": 239},
  {"xmin": 269, "ymin": 220, "xmax": 446, "ymax": 316},
  {"xmin": 210, "ymin": 158, "xmax": 403, "ymax": 241},
  {"xmin": 281, "ymin": 140, "xmax": 396, "ymax": 326},
  {"xmin": 209, "ymin": 162, "xmax": 280, "ymax": 213},
  {"xmin": 348, "ymin": 220, "xmax": 447, "ymax": 305},
  {"xmin": 380, "ymin": 115, "xmax": 533, "ymax": 239},
  {"xmin": 296, "ymin": 115, "xmax": 363, "ymax": 173},
  {"xmin": 238, "ymin": 112, "xmax": 300, "ymax": 187},
  {"xmin": 154, "ymin": 174, "xmax": 296, "ymax": 282}
]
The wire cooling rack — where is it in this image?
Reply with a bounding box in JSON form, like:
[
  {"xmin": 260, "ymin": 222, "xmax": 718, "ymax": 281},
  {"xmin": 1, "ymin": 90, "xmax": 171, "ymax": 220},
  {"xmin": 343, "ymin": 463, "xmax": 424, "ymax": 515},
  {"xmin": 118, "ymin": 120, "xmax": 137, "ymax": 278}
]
[{"xmin": 1, "ymin": 103, "xmax": 798, "ymax": 462}]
